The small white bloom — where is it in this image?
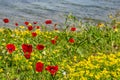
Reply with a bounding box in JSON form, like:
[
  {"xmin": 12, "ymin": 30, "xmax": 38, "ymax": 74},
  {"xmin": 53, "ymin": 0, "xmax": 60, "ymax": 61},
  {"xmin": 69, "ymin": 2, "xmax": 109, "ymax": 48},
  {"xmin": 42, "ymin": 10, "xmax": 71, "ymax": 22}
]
[
  {"xmin": 63, "ymin": 71, "xmax": 66, "ymax": 75},
  {"xmin": 2, "ymin": 39, "xmax": 5, "ymax": 41},
  {"xmin": 42, "ymin": 51, "xmax": 46, "ymax": 55}
]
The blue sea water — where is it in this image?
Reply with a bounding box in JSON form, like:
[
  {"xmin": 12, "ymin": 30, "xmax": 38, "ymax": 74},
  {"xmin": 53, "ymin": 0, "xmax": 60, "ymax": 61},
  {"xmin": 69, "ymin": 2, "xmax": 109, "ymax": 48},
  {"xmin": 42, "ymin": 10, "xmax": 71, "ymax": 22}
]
[{"xmin": 0, "ymin": 0, "xmax": 120, "ymax": 26}]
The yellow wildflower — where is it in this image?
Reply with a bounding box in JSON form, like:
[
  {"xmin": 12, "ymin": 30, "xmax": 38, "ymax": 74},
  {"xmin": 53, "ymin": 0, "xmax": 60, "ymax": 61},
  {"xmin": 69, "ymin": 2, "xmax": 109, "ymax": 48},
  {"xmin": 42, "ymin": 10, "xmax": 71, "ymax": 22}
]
[
  {"xmin": 28, "ymin": 65, "xmax": 32, "ymax": 70},
  {"xmin": 2, "ymin": 43, "xmax": 6, "ymax": 46},
  {"xmin": 73, "ymin": 56, "xmax": 77, "ymax": 61},
  {"xmin": 28, "ymin": 23, "xmax": 32, "ymax": 26},
  {"xmin": 37, "ymin": 60, "xmax": 43, "ymax": 63},
  {"xmin": 80, "ymin": 77, "xmax": 87, "ymax": 80},
  {"xmin": 35, "ymin": 29, "xmax": 41, "ymax": 34},
  {"xmin": 29, "ymin": 62, "xmax": 32, "ymax": 65},
  {"xmin": 89, "ymin": 72, "xmax": 94, "ymax": 77},
  {"xmin": 31, "ymin": 57, "xmax": 35, "ymax": 61},
  {"xmin": 26, "ymin": 60, "xmax": 28, "ymax": 62},
  {"xmin": 27, "ymin": 40, "xmax": 30, "ymax": 43},
  {"xmin": 111, "ymin": 72, "xmax": 117, "ymax": 78},
  {"xmin": 116, "ymin": 22, "xmax": 120, "ymax": 24},
  {"xmin": 85, "ymin": 70, "xmax": 90, "ymax": 75},
  {"xmin": 24, "ymin": 30, "xmax": 30, "ymax": 34},
  {"xmin": 95, "ymin": 74, "xmax": 100, "ymax": 80},
  {"xmin": 31, "ymin": 52, "xmax": 35, "ymax": 56},
  {"xmin": 21, "ymin": 66, "xmax": 25, "ymax": 70},
  {"xmin": 0, "ymin": 68, "xmax": 3, "ymax": 73},
  {"xmin": 114, "ymin": 28, "xmax": 118, "ymax": 32},
  {"xmin": 0, "ymin": 56, "xmax": 2, "ymax": 60},
  {"xmin": 102, "ymin": 68, "xmax": 108, "ymax": 74},
  {"xmin": 79, "ymin": 71, "xmax": 85, "ymax": 76},
  {"xmin": 19, "ymin": 25, "xmax": 25, "ymax": 29},
  {"xmin": 97, "ymin": 23, "xmax": 105, "ymax": 28},
  {"xmin": 108, "ymin": 14, "xmax": 113, "ymax": 19},
  {"xmin": 0, "ymin": 28, "xmax": 4, "ymax": 32},
  {"xmin": 117, "ymin": 68, "xmax": 120, "ymax": 72}
]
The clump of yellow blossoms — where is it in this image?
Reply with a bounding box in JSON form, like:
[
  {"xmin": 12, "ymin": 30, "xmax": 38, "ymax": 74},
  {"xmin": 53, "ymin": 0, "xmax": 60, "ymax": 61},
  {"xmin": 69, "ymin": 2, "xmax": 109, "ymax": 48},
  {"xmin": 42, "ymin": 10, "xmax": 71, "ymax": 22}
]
[{"xmin": 60, "ymin": 52, "xmax": 120, "ymax": 79}]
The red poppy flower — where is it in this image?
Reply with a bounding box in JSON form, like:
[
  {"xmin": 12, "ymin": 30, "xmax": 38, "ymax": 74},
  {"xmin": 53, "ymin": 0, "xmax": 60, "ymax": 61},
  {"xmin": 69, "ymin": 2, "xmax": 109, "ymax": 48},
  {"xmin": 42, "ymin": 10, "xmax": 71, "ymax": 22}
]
[
  {"xmin": 36, "ymin": 44, "xmax": 45, "ymax": 50},
  {"xmin": 6, "ymin": 44, "xmax": 15, "ymax": 54},
  {"xmin": 69, "ymin": 38, "xmax": 75, "ymax": 43},
  {"xmin": 15, "ymin": 23, "xmax": 18, "ymax": 26},
  {"xmin": 24, "ymin": 53, "xmax": 31, "ymax": 59},
  {"xmin": 28, "ymin": 26, "xmax": 33, "ymax": 31},
  {"xmin": 3, "ymin": 18, "xmax": 9, "ymax": 23},
  {"xmin": 70, "ymin": 27, "xmax": 76, "ymax": 31},
  {"xmin": 36, "ymin": 62, "xmax": 44, "ymax": 72},
  {"xmin": 32, "ymin": 32, "xmax": 37, "ymax": 37},
  {"xmin": 45, "ymin": 19, "xmax": 52, "ymax": 24},
  {"xmin": 51, "ymin": 39, "xmax": 56, "ymax": 44},
  {"xmin": 24, "ymin": 21, "xmax": 29, "ymax": 25},
  {"xmin": 33, "ymin": 21, "xmax": 37, "ymax": 24},
  {"xmin": 45, "ymin": 65, "xmax": 58, "ymax": 76},
  {"xmin": 36, "ymin": 26, "xmax": 40, "ymax": 29},
  {"xmin": 22, "ymin": 44, "xmax": 32, "ymax": 54},
  {"xmin": 54, "ymin": 36, "xmax": 58, "ymax": 40}
]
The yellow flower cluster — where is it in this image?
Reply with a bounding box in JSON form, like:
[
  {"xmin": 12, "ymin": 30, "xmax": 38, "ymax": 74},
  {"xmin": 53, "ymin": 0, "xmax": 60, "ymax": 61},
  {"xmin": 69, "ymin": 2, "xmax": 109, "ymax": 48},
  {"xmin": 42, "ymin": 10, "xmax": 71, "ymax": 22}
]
[{"xmin": 60, "ymin": 52, "xmax": 120, "ymax": 79}]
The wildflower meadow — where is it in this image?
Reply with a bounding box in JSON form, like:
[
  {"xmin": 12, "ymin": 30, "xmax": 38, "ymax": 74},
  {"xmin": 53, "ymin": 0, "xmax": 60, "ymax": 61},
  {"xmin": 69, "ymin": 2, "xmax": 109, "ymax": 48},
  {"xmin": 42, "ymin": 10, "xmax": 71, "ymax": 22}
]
[{"xmin": 0, "ymin": 14, "xmax": 120, "ymax": 80}]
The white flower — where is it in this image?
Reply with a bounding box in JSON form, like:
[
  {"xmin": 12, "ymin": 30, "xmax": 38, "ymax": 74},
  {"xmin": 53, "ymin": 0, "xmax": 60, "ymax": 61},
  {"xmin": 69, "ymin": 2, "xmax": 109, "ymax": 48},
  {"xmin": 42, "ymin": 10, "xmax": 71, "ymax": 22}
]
[
  {"xmin": 2, "ymin": 39, "xmax": 5, "ymax": 41},
  {"xmin": 63, "ymin": 71, "xmax": 66, "ymax": 75},
  {"xmin": 42, "ymin": 51, "xmax": 46, "ymax": 55}
]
